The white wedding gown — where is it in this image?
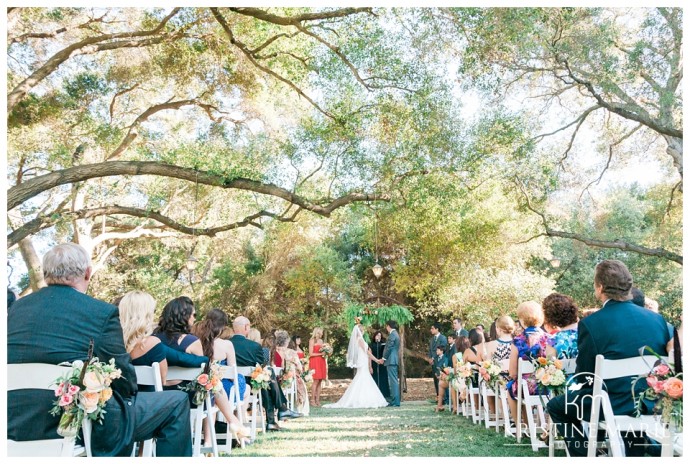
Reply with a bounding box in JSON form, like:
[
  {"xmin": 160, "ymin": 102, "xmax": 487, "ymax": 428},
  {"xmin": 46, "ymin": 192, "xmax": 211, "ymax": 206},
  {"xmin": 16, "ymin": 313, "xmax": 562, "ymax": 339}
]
[{"xmin": 323, "ymin": 327, "xmax": 389, "ymax": 409}]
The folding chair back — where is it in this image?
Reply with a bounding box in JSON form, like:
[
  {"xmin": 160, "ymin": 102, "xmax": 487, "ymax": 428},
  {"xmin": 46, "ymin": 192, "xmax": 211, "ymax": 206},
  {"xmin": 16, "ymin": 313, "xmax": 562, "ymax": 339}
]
[
  {"xmin": 237, "ymin": 366, "xmax": 266, "ymax": 439},
  {"xmin": 587, "ymin": 354, "xmax": 663, "ymax": 457},
  {"xmin": 516, "ymin": 359, "xmax": 548, "ymax": 451},
  {"xmin": 167, "ymin": 364, "xmax": 219, "ymax": 457},
  {"xmin": 7, "ymin": 363, "xmax": 90, "ymax": 457},
  {"xmin": 132, "ymin": 362, "xmax": 163, "ymax": 456}
]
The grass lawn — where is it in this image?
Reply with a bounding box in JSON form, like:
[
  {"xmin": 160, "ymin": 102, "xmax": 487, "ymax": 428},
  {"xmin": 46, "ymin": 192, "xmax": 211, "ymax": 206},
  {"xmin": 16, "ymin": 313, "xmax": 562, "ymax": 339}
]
[{"xmin": 230, "ymin": 400, "xmax": 563, "ymax": 457}]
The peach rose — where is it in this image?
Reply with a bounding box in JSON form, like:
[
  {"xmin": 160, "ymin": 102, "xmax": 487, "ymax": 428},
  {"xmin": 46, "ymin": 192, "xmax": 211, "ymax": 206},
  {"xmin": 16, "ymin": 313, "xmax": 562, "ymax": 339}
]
[
  {"xmin": 554, "ymin": 360, "xmax": 563, "ymax": 370},
  {"xmin": 83, "ymin": 371, "xmax": 105, "ymax": 392},
  {"xmin": 99, "ymin": 387, "xmax": 112, "ymax": 403},
  {"xmin": 80, "ymin": 391, "xmax": 100, "ymax": 413},
  {"xmin": 197, "ymin": 373, "xmax": 210, "ymax": 386},
  {"xmin": 664, "ymin": 377, "xmax": 683, "ymax": 399},
  {"xmin": 537, "ymin": 357, "xmax": 547, "ymax": 366}
]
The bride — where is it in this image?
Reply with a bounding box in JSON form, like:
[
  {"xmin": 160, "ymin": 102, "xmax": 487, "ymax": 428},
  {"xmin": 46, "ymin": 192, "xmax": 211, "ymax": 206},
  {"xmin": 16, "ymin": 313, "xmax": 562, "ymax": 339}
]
[{"xmin": 324, "ymin": 317, "xmax": 389, "ymax": 409}]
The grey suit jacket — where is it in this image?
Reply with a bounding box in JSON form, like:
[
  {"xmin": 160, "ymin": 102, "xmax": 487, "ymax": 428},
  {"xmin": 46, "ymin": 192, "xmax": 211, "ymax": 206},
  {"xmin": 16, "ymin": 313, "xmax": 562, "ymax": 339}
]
[
  {"xmin": 429, "ymin": 333, "xmax": 448, "ymax": 359},
  {"xmin": 383, "ymin": 330, "xmax": 399, "ymax": 366}
]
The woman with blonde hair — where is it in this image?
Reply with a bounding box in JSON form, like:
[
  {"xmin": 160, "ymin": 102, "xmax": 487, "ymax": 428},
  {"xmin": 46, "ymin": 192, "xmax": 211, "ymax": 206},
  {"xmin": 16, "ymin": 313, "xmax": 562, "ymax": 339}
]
[
  {"xmin": 119, "ymin": 290, "xmax": 169, "ymax": 385},
  {"xmin": 308, "ymin": 327, "xmax": 327, "ymax": 407}
]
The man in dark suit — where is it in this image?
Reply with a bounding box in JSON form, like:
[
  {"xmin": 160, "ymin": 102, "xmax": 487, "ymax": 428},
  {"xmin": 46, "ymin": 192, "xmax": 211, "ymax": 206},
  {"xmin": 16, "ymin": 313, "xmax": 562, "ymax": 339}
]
[
  {"xmin": 547, "ymin": 259, "xmax": 671, "ymax": 457},
  {"xmin": 7, "ymin": 243, "xmax": 192, "ymax": 456},
  {"xmin": 428, "ymin": 322, "xmax": 448, "ymax": 400},
  {"xmin": 380, "ymin": 320, "xmax": 401, "ymax": 406},
  {"xmin": 230, "ymin": 316, "xmax": 299, "ymax": 431},
  {"xmin": 452, "ymin": 317, "xmax": 469, "ymax": 338}
]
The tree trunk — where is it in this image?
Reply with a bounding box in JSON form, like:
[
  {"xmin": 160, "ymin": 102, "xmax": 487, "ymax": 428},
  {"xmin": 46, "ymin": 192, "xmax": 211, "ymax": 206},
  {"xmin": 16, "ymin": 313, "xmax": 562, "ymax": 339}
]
[
  {"xmin": 18, "ymin": 237, "xmax": 46, "ymax": 292},
  {"xmin": 664, "ymin": 135, "xmax": 683, "ymax": 189}
]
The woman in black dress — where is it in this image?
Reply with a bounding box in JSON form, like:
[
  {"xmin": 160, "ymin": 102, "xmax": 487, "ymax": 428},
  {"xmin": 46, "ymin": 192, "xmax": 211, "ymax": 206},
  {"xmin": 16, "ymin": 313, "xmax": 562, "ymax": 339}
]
[{"xmin": 369, "ymin": 330, "xmax": 390, "ymax": 399}]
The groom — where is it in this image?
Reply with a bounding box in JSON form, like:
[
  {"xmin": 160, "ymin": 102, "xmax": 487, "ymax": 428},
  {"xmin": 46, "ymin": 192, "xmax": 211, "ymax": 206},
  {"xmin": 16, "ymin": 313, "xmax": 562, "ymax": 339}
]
[{"xmin": 379, "ymin": 320, "xmax": 400, "ymax": 407}]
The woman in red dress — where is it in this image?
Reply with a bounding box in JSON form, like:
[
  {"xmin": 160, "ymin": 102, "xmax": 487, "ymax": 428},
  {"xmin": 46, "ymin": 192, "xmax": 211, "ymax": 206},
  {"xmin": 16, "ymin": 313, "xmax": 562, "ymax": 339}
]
[
  {"xmin": 291, "ymin": 335, "xmax": 305, "ymax": 360},
  {"xmin": 308, "ymin": 327, "xmax": 326, "ymax": 407}
]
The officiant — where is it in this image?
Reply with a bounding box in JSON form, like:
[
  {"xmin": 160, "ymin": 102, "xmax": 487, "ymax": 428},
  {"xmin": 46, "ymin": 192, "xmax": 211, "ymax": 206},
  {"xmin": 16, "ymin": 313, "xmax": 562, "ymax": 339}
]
[{"xmin": 369, "ymin": 330, "xmax": 390, "ymax": 398}]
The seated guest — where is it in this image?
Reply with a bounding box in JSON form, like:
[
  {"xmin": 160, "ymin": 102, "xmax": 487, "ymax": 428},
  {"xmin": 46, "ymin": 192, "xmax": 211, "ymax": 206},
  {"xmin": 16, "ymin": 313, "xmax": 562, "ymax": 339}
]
[
  {"xmin": 8, "ymin": 243, "xmax": 193, "ymax": 456},
  {"xmin": 484, "ymin": 315, "xmax": 515, "ymax": 364},
  {"xmin": 631, "ymin": 286, "xmax": 646, "ymax": 307},
  {"xmin": 462, "ymin": 328, "xmax": 486, "ymax": 365},
  {"xmin": 542, "ymin": 293, "xmax": 579, "ymax": 359},
  {"xmin": 506, "ymin": 301, "xmax": 549, "ymax": 427},
  {"xmin": 451, "ymin": 336, "xmax": 472, "ymax": 412},
  {"xmin": 191, "ymin": 309, "xmax": 251, "ymax": 445},
  {"xmin": 547, "ymin": 259, "xmax": 671, "ymax": 457},
  {"xmin": 231, "ymin": 316, "xmax": 298, "ymax": 431},
  {"xmin": 274, "ymin": 330, "xmax": 309, "ymax": 416}
]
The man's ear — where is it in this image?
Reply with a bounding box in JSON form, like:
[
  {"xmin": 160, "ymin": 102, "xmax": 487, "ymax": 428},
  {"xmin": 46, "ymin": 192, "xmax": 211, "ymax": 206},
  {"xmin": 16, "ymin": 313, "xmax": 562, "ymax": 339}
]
[{"xmin": 84, "ymin": 266, "xmax": 93, "ymax": 281}]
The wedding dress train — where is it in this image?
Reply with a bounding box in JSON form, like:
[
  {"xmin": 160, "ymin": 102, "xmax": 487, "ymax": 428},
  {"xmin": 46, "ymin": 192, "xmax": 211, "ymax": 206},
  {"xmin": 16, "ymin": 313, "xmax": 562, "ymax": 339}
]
[{"xmin": 323, "ymin": 326, "xmax": 389, "ymax": 409}]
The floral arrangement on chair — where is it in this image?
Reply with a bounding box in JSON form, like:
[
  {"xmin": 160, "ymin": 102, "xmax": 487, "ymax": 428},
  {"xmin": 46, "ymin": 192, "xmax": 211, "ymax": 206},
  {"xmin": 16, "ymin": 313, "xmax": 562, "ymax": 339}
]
[
  {"xmin": 633, "ymin": 347, "xmax": 683, "ymax": 430},
  {"xmin": 319, "ymin": 343, "xmax": 333, "ymax": 358},
  {"xmin": 478, "ymin": 359, "xmax": 505, "ymax": 387},
  {"xmin": 179, "ymin": 362, "xmax": 224, "ymax": 406},
  {"xmin": 451, "ymin": 361, "xmax": 473, "ymax": 391},
  {"xmin": 50, "ymin": 357, "xmax": 122, "ymax": 437},
  {"xmin": 301, "ymin": 368, "xmax": 315, "ymax": 385},
  {"xmin": 280, "ymin": 361, "xmax": 296, "ymax": 389},
  {"xmin": 249, "ymin": 364, "xmax": 272, "ymax": 391},
  {"xmin": 533, "ymin": 356, "xmax": 567, "ymax": 397}
]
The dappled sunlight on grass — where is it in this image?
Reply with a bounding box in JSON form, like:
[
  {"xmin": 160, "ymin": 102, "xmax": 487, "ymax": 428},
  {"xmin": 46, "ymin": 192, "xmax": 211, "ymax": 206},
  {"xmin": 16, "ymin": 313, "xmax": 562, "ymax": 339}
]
[{"xmin": 231, "ymin": 402, "xmax": 558, "ymax": 457}]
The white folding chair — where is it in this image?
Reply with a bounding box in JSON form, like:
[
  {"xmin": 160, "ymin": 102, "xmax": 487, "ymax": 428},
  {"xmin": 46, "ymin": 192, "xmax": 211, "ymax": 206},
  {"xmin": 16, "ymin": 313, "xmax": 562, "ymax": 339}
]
[
  {"xmin": 237, "ymin": 366, "xmax": 266, "ymax": 439},
  {"xmin": 586, "ymin": 354, "xmax": 663, "ymax": 457},
  {"xmin": 467, "ymin": 369, "xmax": 483, "ymax": 425},
  {"xmin": 167, "ymin": 365, "xmax": 219, "ymax": 457},
  {"xmin": 516, "ymin": 359, "xmax": 548, "ymax": 451},
  {"xmin": 480, "ymin": 378, "xmax": 500, "ymax": 430},
  {"xmin": 549, "ymin": 358, "xmax": 577, "ymax": 457},
  {"xmin": 214, "ymin": 364, "xmax": 247, "ymax": 453},
  {"xmin": 7, "ymin": 363, "xmax": 91, "ymax": 457},
  {"xmin": 132, "ymin": 362, "xmax": 163, "ymax": 457}
]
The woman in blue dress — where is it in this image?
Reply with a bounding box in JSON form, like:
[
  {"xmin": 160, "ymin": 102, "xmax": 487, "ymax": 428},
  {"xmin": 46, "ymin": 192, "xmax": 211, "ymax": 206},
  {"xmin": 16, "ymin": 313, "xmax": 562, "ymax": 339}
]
[{"xmin": 542, "ymin": 293, "xmax": 579, "ymax": 359}]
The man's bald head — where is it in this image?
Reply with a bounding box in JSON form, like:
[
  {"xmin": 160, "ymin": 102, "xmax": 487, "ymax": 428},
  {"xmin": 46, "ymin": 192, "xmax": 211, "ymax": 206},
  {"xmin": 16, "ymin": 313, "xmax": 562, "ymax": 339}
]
[{"xmin": 233, "ymin": 316, "xmax": 251, "ymax": 336}]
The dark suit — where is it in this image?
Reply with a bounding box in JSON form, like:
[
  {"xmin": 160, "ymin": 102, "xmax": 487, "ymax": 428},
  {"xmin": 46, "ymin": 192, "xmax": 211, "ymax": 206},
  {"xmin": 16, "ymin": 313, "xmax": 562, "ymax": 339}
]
[
  {"xmin": 428, "ymin": 333, "xmax": 448, "ymax": 395},
  {"xmin": 547, "ymin": 299, "xmax": 671, "ymax": 456},
  {"xmin": 383, "ymin": 329, "xmax": 400, "ymax": 405},
  {"xmin": 230, "ymin": 334, "xmax": 286, "ymax": 424},
  {"xmin": 7, "ymin": 285, "xmax": 192, "ymax": 456}
]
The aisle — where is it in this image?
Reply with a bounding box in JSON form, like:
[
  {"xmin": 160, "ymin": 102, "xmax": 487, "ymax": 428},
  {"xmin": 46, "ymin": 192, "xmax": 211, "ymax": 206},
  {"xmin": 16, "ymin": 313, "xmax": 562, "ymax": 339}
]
[{"xmin": 230, "ymin": 401, "xmax": 554, "ymax": 457}]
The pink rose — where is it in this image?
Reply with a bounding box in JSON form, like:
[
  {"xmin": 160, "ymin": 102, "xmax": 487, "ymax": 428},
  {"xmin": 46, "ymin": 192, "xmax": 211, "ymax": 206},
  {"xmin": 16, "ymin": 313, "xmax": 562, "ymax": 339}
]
[
  {"xmin": 59, "ymin": 394, "xmax": 73, "ymax": 407},
  {"xmin": 653, "ymin": 364, "xmax": 670, "ymax": 376},
  {"xmin": 68, "ymin": 384, "xmax": 80, "ymax": 395},
  {"xmin": 652, "ymin": 379, "xmax": 666, "ymax": 394},
  {"xmin": 664, "ymin": 377, "xmax": 683, "ymax": 399},
  {"xmin": 197, "ymin": 374, "xmax": 210, "ymax": 386},
  {"xmin": 647, "ymin": 376, "xmax": 659, "ymax": 389},
  {"xmin": 54, "ymin": 382, "xmax": 65, "ymax": 396}
]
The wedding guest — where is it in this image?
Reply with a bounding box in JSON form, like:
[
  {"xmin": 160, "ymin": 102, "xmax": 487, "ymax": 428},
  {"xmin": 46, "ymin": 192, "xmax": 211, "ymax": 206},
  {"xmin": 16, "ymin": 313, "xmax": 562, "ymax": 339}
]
[
  {"xmin": 230, "ymin": 317, "xmax": 296, "ymax": 432},
  {"xmin": 506, "ymin": 301, "xmax": 549, "ymax": 427},
  {"xmin": 119, "ymin": 290, "xmax": 208, "ymax": 377},
  {"xmin": 433, "ymin": 344, "xmax": 450, "ymax": 412},
  {"xmin": 644, "ymin": 297, "xmax": 659, "ymax": 313},
  {"xmin": 263, "ymin": 332, "xmax": 275, "ymax": 366},
  {"xmin": 542, "ymin": 293, "xmax": 579, "ymax": 359},
  {"xmin": 8, "ymin": 243, "xmax": 192, "ymax": 456},
  {"xmin": 488, "ymin": 318, "xmax": 499, "ymax": 344},
  {"xmin": 274, "ymin": 330, "xmax": 309, "ymax": 416},
  {"xmin": 453, "ymin": 317, "xmax": 469, "ymax": 338},
  {"xmin": 248, "ymin": 327, "xmax": 262, "ymax": 344},
  {"xmin": 308, "ymin": 327, "xmax": 327, "ymax": 407},
  {"xmin": 191, "ymin": 308, "xmax": 251, "ymax": 444},
  {"xmin": 631, "ymin": 286, "xmax": 645, "ymax": 307},
  {"xmin": 290, "ymin": 334, "xmax": 306, "ymax": 359},
  {"xmin": 156, "ymin": 299, "xmax": 250, "ymax": 444},
  {"xmin": 369, "ymin": 330, "xmax": 390, "ymax": 399},
  {"xmin": 547, "ymin": 259, "xmax": 670, "ymax": 456},
  {"xmin": 428, "ymin": 322, "xmax": 448, "ymax": 401},
  {"xmin": 450, "ymin": 336, "xmax": 472, "ymax": 412},
  {"xmin": 446, "ymin": 333, "xmax": 457, "ymax": 358},
  {"xmin": 483, "ymin": 315, "xmax": 515, "ymax": 364},
  {"xmin": 462, "ymin": 328, "xmax": 486, "ymax": 365}
]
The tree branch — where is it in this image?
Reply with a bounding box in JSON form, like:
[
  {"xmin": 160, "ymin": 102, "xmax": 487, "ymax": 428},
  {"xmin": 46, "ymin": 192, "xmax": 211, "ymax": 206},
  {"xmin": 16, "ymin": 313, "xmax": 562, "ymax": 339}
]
[
  {"xmin": 227, "ymin": 7, "xmax": 372, "ymax": 26},
  {"xmin": 7, "ymin": 205, "xmax": 303, "ymax": 247},
  {"xmin": 7, "ymin": 8, "xmax": 181, "ymax": 111},
  {"xmin": 7, "ymin": 160, "xmax": 389, "ymax": 215},
  {"xmin": 544, "ymin": 228, "xmax": 682, "ymax": 265}
]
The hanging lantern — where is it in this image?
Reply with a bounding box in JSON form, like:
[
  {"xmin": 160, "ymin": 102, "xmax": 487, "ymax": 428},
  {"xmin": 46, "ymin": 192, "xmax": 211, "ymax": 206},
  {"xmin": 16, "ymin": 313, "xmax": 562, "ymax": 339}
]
[
  {"xmin": 549, "ymin": 258, "xmax": 561, "ymax": 268},
  {"xmin": 186, "ymin": 254, "xmax": 199, "ymax": 272},
  {"xmin": 372, "ymin": 263, "xmax": 383, "ymax": 278}
]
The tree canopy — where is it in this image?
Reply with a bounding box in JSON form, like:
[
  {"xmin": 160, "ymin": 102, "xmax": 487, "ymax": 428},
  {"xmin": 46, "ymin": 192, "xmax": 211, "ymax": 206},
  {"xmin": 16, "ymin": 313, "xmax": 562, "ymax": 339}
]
[{"xmin": 6, "ymin": 7, "xmax": 682, "ymax": 361}]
